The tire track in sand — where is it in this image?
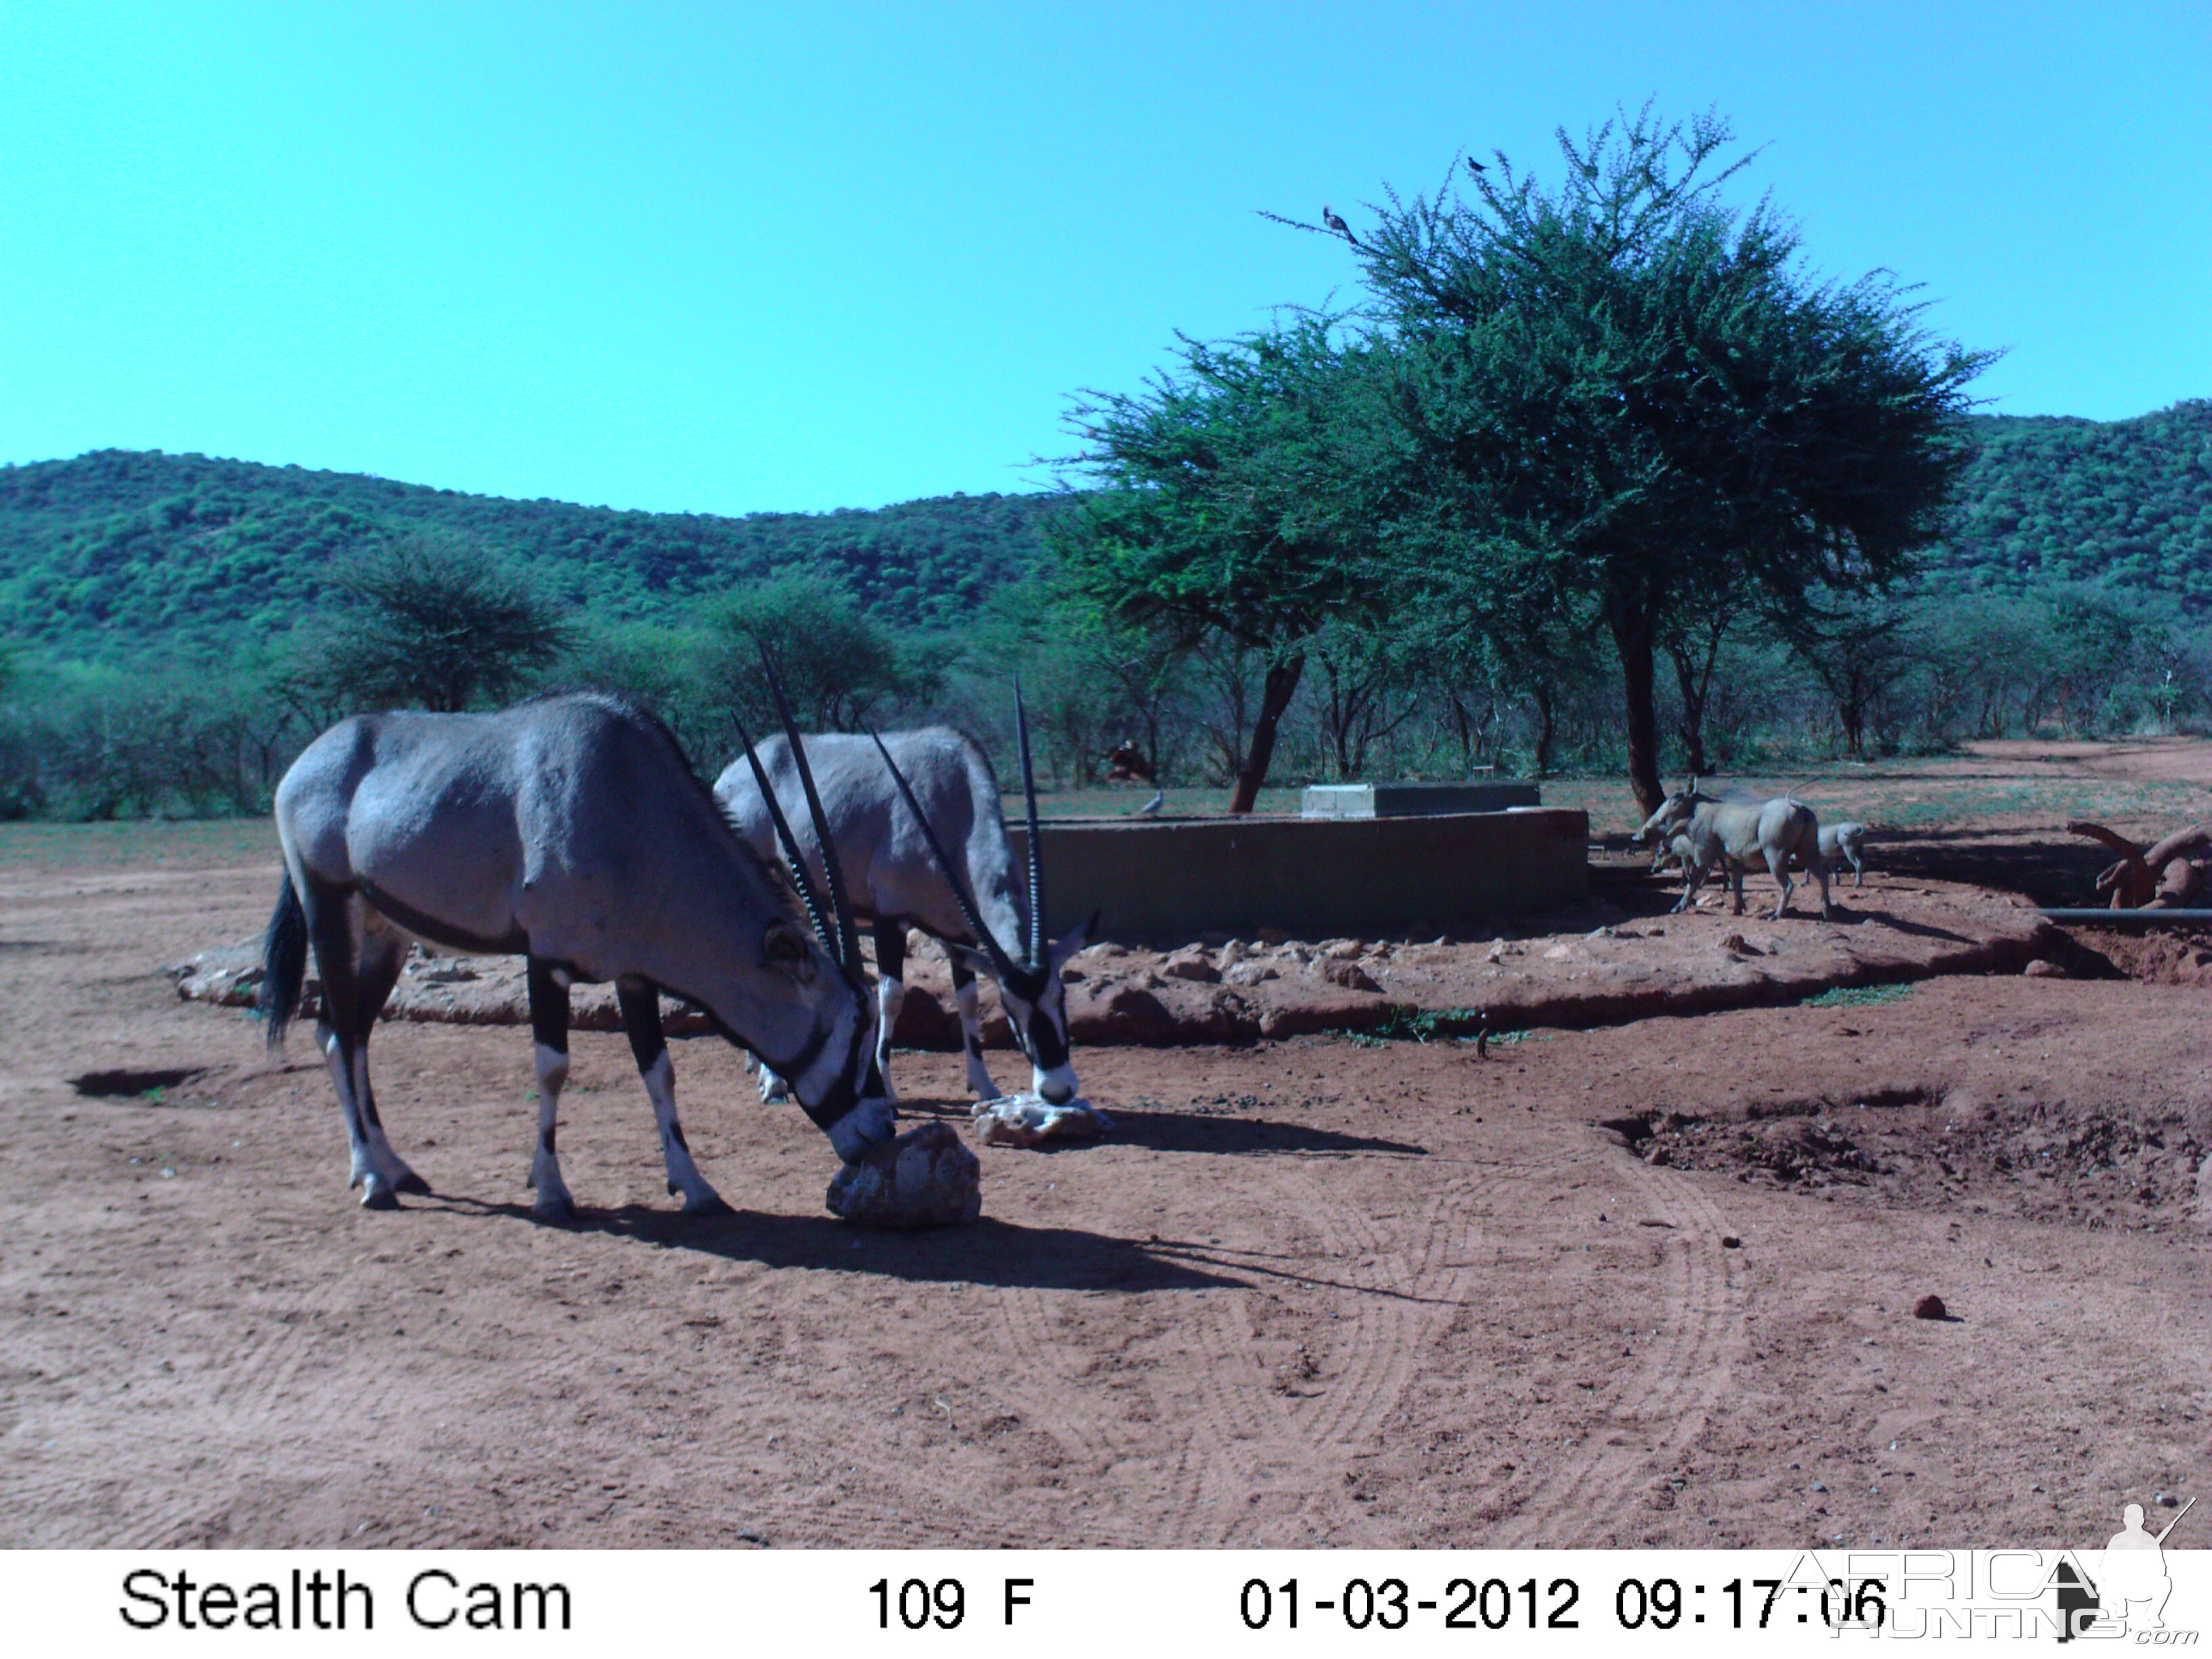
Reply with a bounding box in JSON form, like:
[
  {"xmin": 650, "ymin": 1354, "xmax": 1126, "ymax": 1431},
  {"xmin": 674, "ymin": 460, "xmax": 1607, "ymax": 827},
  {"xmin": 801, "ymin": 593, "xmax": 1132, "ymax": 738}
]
[
  {"xmin": 983, "ymin": 1151, "xmax": 1520, "ymax": 1547},
  {"xmin": 1486, "ymin": 1145, "xmax": 1748, "ymax": 1547}
]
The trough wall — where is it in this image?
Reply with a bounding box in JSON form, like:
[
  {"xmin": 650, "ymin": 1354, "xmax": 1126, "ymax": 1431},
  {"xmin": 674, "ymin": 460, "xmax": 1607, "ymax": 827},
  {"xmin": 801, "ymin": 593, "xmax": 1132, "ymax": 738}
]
[{"xmin": 1007, "ymin": 808, "xmax": 1589, "ymax": 941}]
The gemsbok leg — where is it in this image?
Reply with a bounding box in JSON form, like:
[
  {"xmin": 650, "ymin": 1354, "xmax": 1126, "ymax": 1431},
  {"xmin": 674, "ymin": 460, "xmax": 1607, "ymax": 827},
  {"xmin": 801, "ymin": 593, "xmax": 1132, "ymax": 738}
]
[
  {"xmin": 871, "ymin": 916, "xmax": 907, "ymax": 1103},
  {"xmin": 300, "ymin": 877, "xmax": 426, "ymax": 1208},
  {"xmin": 615, "ymin": 977, "xmax": 729, "ymax": 1216},
  {"xmin": 524, "ymin": 957, "xmax": 578, "ymax": 1222},
  {"xmin": 946, "ymin": 951, "xmax": 998, "ymax": 1100}
]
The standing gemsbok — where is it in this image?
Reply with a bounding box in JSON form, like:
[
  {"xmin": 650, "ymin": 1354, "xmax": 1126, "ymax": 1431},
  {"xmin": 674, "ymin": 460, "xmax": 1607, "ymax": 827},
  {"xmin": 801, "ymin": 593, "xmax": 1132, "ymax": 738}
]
[
  {"xmin": 713, "ymin": 691, "xmax": 1094, "ymax": 1106},
  {"xmin": 260, "ymin": 688, "xmax": 896, "ymax": 1217}
]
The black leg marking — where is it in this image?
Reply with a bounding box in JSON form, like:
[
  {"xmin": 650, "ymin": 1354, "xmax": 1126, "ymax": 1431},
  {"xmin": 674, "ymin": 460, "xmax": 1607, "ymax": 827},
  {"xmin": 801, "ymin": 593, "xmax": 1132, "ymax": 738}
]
[
  {"xmin": 616, "ymin": 977, "xmax": 666, "ymax": 1073},
  {"xmin": 528, "ymin": 957, "xmax": 573, "ymax": 1057},
  {"xmin": 540, "ymin": 1124, "xmax": 557, "ymax": 1154},
  {"xmin": 873, "ymin": 917, "xmax": 907, "ymax": 983}
]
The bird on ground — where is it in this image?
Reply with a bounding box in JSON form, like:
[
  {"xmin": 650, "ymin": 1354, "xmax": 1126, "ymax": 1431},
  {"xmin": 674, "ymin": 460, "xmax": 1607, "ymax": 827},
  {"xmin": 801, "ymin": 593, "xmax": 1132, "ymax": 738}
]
[{"xmin": 1133, "ymin": 789, "xmax": 1165, "ymax": 817}]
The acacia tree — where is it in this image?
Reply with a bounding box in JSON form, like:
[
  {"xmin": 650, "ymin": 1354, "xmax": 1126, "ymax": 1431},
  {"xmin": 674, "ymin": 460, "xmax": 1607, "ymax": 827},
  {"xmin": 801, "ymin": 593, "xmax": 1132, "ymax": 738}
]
[
  {"xmin": 1786, "ymin": 590, "xmax": 1920, "ymax": 757},
  {"xmin": 285, "ymin": 533, "xmax": 572, "ymax": 715},
  {"xmin": 1051, "ymin": 318, "xmax": 1392, "ymax": 812},
  {"xmin": 693, "ymin": 570, "xmax": 926, "ymax": 733},
  {"xmin": 1343, "ymin": 104, "xmax": 1991, "ymax": 811}
]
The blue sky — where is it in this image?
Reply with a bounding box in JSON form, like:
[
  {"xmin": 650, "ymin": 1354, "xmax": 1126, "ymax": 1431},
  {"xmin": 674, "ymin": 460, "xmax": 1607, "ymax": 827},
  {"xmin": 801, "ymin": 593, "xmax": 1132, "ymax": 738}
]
[{"xmin": 2, "ymin": 2, "xmax": 2205, "ymax": 516}]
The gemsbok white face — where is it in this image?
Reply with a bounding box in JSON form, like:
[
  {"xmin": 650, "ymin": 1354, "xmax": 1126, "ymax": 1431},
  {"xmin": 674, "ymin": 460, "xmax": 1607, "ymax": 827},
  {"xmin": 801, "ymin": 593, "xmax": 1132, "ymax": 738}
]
[{"xmin": 261, "ymin": 672, "xmax": 895, "ymax": 1220}]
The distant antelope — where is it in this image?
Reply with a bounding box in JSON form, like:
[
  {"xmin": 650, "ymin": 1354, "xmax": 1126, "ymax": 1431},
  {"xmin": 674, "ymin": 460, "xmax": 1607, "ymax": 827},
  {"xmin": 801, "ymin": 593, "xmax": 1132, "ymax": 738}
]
[
  {"xmin": 714, "ymin": 690, "xmax": 1094, "ymax": 1106},
  {"xmin": 261, "ymin": 687, "xmax": 896, "ymax": 1217}
]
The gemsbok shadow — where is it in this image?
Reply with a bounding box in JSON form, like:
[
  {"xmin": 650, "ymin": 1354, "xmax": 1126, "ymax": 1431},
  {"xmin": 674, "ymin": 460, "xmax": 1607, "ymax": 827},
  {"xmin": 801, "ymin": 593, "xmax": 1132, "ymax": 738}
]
[
  {"xmin": 1095, "ymin": 1107, "xmax": 1427, "ymax": 1160},
  {"xmin": 865, "ymin": 1097, "xmax": 1427, "ymax": 1160},
  {"xmin": 432, "ymin": 1193, "xmax": 1243, "ymax": 1293}
]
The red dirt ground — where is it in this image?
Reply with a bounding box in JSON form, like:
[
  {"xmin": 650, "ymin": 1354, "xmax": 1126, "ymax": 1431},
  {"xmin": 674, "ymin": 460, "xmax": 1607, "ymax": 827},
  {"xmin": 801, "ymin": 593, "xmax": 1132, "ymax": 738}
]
[{"xmin": 4, "ymin": 743, "xmax": 2209, "ymax": 1550}]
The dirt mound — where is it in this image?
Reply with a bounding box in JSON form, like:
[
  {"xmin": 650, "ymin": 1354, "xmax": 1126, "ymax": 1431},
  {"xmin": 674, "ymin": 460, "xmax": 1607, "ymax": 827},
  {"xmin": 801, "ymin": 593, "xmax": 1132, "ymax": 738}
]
[
  {"xmin": 1612, "ymin": 1094, "xmax": 2208, "ymax": 1233},
  {"xmin": 2062, "ymin": 925, "xmax": 2212, "ymax": 985}
]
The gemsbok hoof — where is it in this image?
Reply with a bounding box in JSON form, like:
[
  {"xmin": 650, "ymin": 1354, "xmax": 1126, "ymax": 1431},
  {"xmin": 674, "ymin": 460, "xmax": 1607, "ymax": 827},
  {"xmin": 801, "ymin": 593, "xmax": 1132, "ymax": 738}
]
[
  {"xmin": 531, "ymin": 1193, "xmax": 579, "ymax": 1227},
  {"xmin": 359, "ymin": 1181, "xmax": 401, "ymax": 1210},
  {"xmin": 680, "ymin": 1193, "xmax": 735, "ymax": 1220}
]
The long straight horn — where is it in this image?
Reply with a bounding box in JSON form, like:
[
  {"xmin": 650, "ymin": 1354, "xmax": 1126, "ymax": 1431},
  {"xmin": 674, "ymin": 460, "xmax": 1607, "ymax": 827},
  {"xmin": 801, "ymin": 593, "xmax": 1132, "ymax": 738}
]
[
  {"xmin": 868, "ymin": 729, "xmax": 1019, "ymax": 983},
  {"xmin": 758, "ymin": 646, "xmax": 863, "ymax": 977},
  {"xmin": 731, "ymin": 710, "xmax": 838, "ymax": 954},
  {"xmin": 1015, "ymin": 677, "xmax": 1045, "ymax": 966}
]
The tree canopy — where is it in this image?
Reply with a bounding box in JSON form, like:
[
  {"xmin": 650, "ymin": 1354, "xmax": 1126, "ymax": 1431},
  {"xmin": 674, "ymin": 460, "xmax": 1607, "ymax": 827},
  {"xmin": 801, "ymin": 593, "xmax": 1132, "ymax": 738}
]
[
  {"xmin": 1344, "ymin": 104, "xmax": 1993, "ymax": 808},
  {"xmin": 1050, "ymin": 317, "xmax": 1397, "ymax": 810},
  {"xmin": 281, "ymin": 534, "xmax": 573, "ymax": 716}
]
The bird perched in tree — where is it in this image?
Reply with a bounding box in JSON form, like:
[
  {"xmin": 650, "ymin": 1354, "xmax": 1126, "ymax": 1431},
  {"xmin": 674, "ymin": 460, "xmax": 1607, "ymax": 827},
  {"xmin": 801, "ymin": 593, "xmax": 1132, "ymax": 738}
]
[
  {"xmin": 1465, "ymin": 157, "xmax": 1487, "ymax": 176},
  {"xmin": 1322, "ymin": 205, "xmax": 1356, "ymax": 243}
]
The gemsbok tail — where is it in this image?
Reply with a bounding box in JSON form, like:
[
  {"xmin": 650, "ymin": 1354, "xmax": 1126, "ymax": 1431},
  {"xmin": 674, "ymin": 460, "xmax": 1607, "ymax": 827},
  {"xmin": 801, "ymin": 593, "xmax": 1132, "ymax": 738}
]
[{"xmin": 260, "ymin": 875, "xmax": 308, "ymax": 1050}]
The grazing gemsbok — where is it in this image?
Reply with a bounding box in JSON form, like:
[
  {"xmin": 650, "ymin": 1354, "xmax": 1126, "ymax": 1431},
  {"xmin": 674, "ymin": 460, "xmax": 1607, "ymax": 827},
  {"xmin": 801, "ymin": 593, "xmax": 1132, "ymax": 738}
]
[
  {"xmin": 1636, "ymin": 779, "xmax": 1831, "ymax": 921},
  {"xmin": 260, "ymin": 689, "xmax": 895, "ymax": 1217},
  {"xmin": 713, "ymin": 692, "xmax": 1094, "ymax": 1106}
]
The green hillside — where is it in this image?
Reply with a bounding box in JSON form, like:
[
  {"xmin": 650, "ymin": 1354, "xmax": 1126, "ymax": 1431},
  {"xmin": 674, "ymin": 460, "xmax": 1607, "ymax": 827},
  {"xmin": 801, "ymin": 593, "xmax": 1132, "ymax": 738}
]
[
  {"xmin": 1932, "ymin": 400, "xmax": 2212, "ymax": 600},
  {"xmin": 0, "ymin": 449, "xmax": 1061, "ymax": 665},
  {"xmin": 3, "ymin": 400, "xmax": 2210, "ymax": 668}
]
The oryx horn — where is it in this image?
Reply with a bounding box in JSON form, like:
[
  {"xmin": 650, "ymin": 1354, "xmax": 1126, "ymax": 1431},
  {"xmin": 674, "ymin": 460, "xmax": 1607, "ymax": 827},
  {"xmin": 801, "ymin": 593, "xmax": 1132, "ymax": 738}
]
[
  {"xmin": 730, "ymin": 708, "xmax": 840, "ymax": 964},
  {"xmin": 1014, "ymin": 677, "xmax": 1045, "ymax": 966},
  {"xmin": 756, "ymin": 645, "xmax": 865, "ymax": 979},
  {"xmin": 866, "ymin": 728, "xmax": 1020, "ymax": 982}
]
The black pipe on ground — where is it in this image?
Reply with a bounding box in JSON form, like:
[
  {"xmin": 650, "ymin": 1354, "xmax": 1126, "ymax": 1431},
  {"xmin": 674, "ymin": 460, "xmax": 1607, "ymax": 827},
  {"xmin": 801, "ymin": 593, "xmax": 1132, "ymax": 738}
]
[{"xmin": 2039, "ymin": 908, "xmax": 2212, "ymax": 928}]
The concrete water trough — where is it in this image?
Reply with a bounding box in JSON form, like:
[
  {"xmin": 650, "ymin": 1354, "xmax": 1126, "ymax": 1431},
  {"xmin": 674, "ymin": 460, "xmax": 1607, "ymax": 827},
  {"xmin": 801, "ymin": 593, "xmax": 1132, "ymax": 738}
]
[{"xmin": 1008, "ymin": 787, "xmax": 1586, "ymax": 941}]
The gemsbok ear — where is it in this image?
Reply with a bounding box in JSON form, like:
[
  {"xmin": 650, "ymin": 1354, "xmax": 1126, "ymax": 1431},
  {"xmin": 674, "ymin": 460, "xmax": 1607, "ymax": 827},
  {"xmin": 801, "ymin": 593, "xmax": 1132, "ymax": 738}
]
[{"xmin": 1048, "ymin": 910, "xmax": 1099, "ymax": 970}]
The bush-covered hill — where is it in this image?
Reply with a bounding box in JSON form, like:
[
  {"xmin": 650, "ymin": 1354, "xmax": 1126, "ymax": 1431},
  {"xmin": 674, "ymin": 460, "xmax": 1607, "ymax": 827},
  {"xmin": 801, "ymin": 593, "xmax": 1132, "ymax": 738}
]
[
  {"xmin": 1932, "ymin": 400, "xmax": 2212, "ymax": 600},
  {"xmin": 0, "ymin": 448, "xmax": 1063, "ymax": 664},
  {"xmin": 3, "ymin": 399, "xmax": 2209, "ymax": 667}
]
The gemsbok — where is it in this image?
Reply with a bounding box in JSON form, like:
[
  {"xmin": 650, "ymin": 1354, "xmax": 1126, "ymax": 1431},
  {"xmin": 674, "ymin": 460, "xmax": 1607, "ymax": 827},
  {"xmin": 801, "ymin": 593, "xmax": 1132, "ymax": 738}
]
[
  {"xmin": 713, "ymin": 689, "xmax": 1094, "ymax": 1106},
  {"xmin": 260, "ymin": 687, "xmax": 896, "ymax": 1218}
]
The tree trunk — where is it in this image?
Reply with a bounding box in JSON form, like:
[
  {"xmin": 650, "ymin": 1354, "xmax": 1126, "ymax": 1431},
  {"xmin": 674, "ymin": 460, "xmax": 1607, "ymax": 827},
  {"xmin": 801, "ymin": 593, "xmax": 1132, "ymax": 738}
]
[
  {"xmin": 1838, "ymin": 665, "xmax": 1868, "ymax": 759},
  {"xmin": 1228, "ymin": 654, "xmax": 1305, "ymax": 814},
  {"xmin": 1530, "ymin": 682, "xmax": 1557, "ymax": 777},
  {"xmin": 1612, "ymin": 609, "xmax": 1663, "ymax": 815},
  {"xmin": 1665, "ymin": 627, "xmax": 1722, "ymax": 779}
]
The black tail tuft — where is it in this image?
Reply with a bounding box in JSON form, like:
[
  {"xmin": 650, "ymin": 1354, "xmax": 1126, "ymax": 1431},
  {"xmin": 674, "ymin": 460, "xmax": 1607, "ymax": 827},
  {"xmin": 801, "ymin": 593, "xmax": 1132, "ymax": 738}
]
[{"xmin": 261, "ymin": 876, "xmax": 308, "ymax": 1050}]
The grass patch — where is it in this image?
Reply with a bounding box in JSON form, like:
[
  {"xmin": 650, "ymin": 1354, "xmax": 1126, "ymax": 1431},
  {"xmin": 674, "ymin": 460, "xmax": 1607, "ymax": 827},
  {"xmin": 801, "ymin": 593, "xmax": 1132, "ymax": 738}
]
[
  {"xmin": 1801, "ymin": 983, "xmax": 1918, "ymax": 1008},
  {"xmin": 1341, "ymin": 1008, "xmax": 1536, "ymax": 1047}
]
